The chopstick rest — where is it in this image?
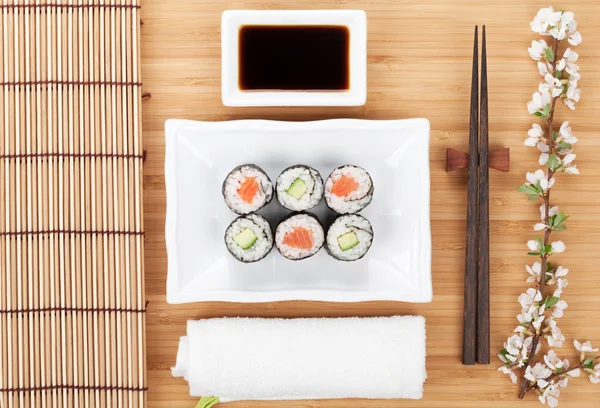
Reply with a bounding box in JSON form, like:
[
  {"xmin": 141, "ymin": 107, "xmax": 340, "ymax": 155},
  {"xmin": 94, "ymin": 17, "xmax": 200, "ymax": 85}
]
[
  {"xmin": 446, "ymin": 26, "xmax": 510, "ymax": 366},
  {"xmin": 172, "ymin": 316, "xmax": 427, "ymax": 401}
]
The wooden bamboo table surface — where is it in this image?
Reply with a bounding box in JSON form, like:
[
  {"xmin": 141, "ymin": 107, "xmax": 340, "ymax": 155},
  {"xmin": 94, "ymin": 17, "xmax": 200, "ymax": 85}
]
[{"xmin": 140, "ymin": 1, "xmax": 600, "ymax": 407}]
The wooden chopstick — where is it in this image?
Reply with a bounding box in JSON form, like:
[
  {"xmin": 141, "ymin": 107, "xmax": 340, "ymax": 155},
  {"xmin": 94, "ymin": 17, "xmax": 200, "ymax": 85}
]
[
  {"xmin": 477, "ymin": 25, "xmax": 490, "ymax": 365},
  {"xmin": 462, "ymin": 25, "xmax": 479, "ymax": 366}
]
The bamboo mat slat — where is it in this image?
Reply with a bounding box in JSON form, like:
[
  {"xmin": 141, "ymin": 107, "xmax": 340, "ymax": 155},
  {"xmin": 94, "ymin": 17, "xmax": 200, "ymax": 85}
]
[{"xmin": 1, "ymin": 1, "xmax": 146, "ymax": 407}]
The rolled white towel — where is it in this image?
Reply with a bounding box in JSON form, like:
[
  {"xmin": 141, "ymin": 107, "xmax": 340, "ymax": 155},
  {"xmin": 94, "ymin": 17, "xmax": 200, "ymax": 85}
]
[{"xmin": 172, "ymin": 316, "xmax": 426, "ymax": 402}]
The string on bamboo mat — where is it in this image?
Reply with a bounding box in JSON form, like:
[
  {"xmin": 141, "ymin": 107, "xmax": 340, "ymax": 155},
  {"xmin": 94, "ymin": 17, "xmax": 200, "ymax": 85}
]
[
  {"xmin": 0, "ymin": 3, "xmax": 141, "ymax": 10},
  {"xmin": 0, "ymin": 80, "xmax": 142, "ymax": 86}
]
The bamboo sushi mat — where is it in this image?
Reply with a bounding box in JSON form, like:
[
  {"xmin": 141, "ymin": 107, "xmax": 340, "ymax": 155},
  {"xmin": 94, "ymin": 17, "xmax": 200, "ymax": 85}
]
[{"xmin": 0, "ymin": 1, "xmax": 146, "ymax": 407}]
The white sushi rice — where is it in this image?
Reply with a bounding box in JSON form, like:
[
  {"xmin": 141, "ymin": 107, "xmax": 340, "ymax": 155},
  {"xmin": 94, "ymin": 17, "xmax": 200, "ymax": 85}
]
[
  {"xmin": 275, "ymin": 214, "xmax": 324, "ymax": 260},
  {"xmin": 225, "ymin": 214, "xmax": 273, "ymax": 262},
  {"xmin": 223, "ymin": 165, "xmax": 273, "ymax": 215},
  {"xmin": 276, "ymin": 166, "xmax": 324, "ymax": 211},
  {"xmin": 324, "ymin": 165, "xmax": 373, "ymax": 214},
  {"xmin": 326, "ymin": 215, "xmax": 373, "ymax": 261}
]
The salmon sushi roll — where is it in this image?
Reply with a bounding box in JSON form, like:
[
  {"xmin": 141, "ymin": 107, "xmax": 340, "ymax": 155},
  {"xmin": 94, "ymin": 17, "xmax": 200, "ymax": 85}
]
[
  {"xmin": 324, "ymin": 165, "xmax": 373, "ymax": 214},
  {"xmin": 275, "ymin": 213, "xmax": 324, "ymax": 261},
  {"xmin": 326, "ymin": 214, "xmax": 374, "ymax": 261},
  {"xmin": 225, "ymin": 214, "xmax": 274, "ymax": 262},
  {"xmin": 276, "ymin": 165, "xmax": 324, "ymax": 211},
  {"xmin": 222, "ymin": 164, "xmax": 273, "ymax": 215}
]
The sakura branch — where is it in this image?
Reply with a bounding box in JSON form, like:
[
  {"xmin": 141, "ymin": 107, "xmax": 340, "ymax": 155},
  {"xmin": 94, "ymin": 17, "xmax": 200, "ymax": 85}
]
[{"xmin": 497, "ymin": 7, "xmax": 599, "ymax": 407}]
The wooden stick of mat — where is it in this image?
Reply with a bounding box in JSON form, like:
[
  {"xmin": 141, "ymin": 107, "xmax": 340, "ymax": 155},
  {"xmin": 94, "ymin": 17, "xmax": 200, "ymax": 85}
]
[
  {"xmin": 16, "ymin": 4, "xmax": 26, "ymax": 405},
  {"xmin": 36, "ymin": 2, "xmax": 49, "ymax": 406},
  {"xmin": 122, "ymin": 2, "xmax": 135, "ymax": 405},
  {"xmin": 477, "ymin": 25, "xmax": 490, "ymax": 365},
  {"xmin": 0, "ymin": 1, "xmax": 6, "ymax": 402},
  {"xmin": 133, "ymin": 0, "xmax": 146, "ymax": 403},
  {"xmin": 99, "ymin": 1, "xmax": 109, "ymax": 405},
  {"xmin": 111, "ymin": 1, "xmax": 120, "ymax": 405},
  {"xmin": 115, "ymin": 2, "xmax": 124, "ymax": 405},
  {"xmin": 1, "ymin": 3, "xmax": 6, "ymax": 405},
  {"xmin": 462, "ymin": 25, "xmax": 478, "ymax": 366},
  {"xmin": 24, "ymin": 2, "xmax": 37, "ymax": 406}
]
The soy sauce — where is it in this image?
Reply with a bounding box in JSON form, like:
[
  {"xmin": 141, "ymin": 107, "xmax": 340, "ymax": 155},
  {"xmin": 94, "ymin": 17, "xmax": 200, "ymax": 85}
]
[{"xmin": 238, "ymin": 25, "xmax": 350, "ymax": 91}]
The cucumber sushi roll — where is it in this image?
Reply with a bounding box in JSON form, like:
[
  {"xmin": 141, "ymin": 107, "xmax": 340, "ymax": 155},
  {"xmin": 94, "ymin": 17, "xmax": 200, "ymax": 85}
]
[
  {"xmin": 324, "ymin": 165, "xmax": 374, "ymax": 214},
  {"xmin": 276, "ymin": 165, "xmax": 324, "ymax": 211},
  {"xmin": 326, "ymin": 214, "xmax": 374, "ymax": 261},
  {"xmin": 225, "ymin": 214, "xmax": 274, "ymax": 263},
  {"xmin": 275, "ymin": 213, "xmax": 324, "ymax": 261},
  {"xmin": 222, "ymin": 164, "xmax": 273, "ymax": 215}
]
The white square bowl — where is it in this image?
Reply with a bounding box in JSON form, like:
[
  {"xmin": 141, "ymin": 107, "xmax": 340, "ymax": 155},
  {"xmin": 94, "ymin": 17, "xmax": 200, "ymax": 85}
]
[
  {"xmin": 165, "ymin": 118, "xmax": 432, "ymax": 304},
  {"xmin": 221, "ymin": 10, "xmax": 367, "ymax": 107}
]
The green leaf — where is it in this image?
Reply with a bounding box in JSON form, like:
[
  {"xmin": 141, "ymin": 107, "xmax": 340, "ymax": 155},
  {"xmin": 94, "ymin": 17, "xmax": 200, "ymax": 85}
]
[
  {"xmin": 545, "ymin": 244, "xmax": 553, "ymax": 254},
  {"xmin": 544, "ymin": 47, "xmax": 555, "ymax": 62},
  {"xmin": 546, "ymin": 262, "xmax": 553, "ymax": 271},
  {"xmin": 553, "ymin": 225, "xmax": 567, "ymax": 231},
  {"xmin": 534, "ymin": 111, "xmax": 543, "ymax": 117},
  {"xmin": 528, "ymin": 195, "xmax": 540, "ymax": 201},
  {"xmin": 553, "ymin": 211, "xmax": 569, "ymax": 227},
  {"xmin": 547, "ymin": 154, "xmax": 561, "ymax": 170},
  {"xmin": 557, "ymin": 141, "xmax": 572, "ymax": 151},
  {"xmin": 518, "ymin": 184, "xmax": 540, "ymax": 195},
  {"xmin": 556, "ymin": 70, "xmax": 563, "ymax": 80},
  {"xmin": 583, "ymin": 357, "xmax": 596, "ymax": 369},
  {"xmin": 195, "ymin": 397, "xmax": 220, "ymax": 408},
  {"xmin": 541, "ymin": 104, "xmax": 551, "ymax": 119},
  {"xmin": 548, "ymin": 216, "xmax": 555, "ymax": 227},
  {"xmin": 527, "ymin": 252, "xmax": 540, "ymax": 256},
  {"xmin": 552, "ymin": 131, "xmax": 559, "ymax": 141},
  {"xmin": 499, "ymin": 349, "xmax": 510, "ymax": 357},
  {"xmin": 545, "ymin": 296, "xmax": 560, "ymax": 308}
]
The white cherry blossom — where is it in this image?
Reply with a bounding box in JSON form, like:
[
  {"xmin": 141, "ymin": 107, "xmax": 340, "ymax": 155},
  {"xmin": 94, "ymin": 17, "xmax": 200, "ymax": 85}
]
[
  {"xmin": 529, "ymin": 40, "xmax": 549, "ymax": 60},
  {"xmin": 528, "ymin": 83, "xmax": 552, "ymax": 116},
  {"xmin": 540, "ymin": 205, "xmax": 559, "ymax": 221},
  {"xmin": 573, "ymin": 340, "xmax": 599, "ymax": 353},
  {"xmin": 527, "ymin": 239, "xmax": 541, "ymax": 253},
  {"xmin": 562, "ymin": 154, "xmax": 576, "ymax": 166},
  {"xmin": 568, "ymin": 31, "xmax": 582, "ymax": 46},
  {"xmin": 565, "ymin": 165, "xmax": 579, "ymax": 175},
  {"xmin": 544, "ymin": 350, "xmax": 564, "ymax": 371},
  {"xmin": 552, "ymin": 299, "xmax": 568, "ymax": 318},
  {"xmin": 588, "ymin": 364, "xmax": 600, "ymax": 384},
  {"xmin": 519, "ymin": 288, "xmax": 543, "ymax": 309},
  {"xmin": 559, "ymin": 121, "xmax": 578, "ymax": 144},
  {"xmin": 531, "ymin": 7, "xmax": 562, "ymax": 35},
  {"xmin": 551, "ymin": 241, "xmax": 566, "ymax": 253},
  {"xmin": 544, "ymin": 73, "xmax": 563, "ymax": 97},
  {"xmin": 556, "ymin": 48, "xmax": 579, "ymax": 74},
  {"xmin": 525, "ymin": 362, "xmax": 553, "ymax": 388},
  {"xmin": 526, "ymin": 169, "xmax": 554, "ymax": 191},
  {"xmin": 526, "ymin": 262, "xmax": 542, "ymax": 283},
  {"xmin": 539, "ymin": 383, "xmax": 560, "ymax": 407},
  {"xmin": 499, "ymin": 365, "xmax": 519, "ymax": 384},
  {"xmin": 525, "ymin": 123, "xmax": 544, "ymax": 146},
  {"xmin": 545, "ymin": 318, "xmax": 565, "ymax": 347},
  {"xmin": 537, "ymin": 61, "xmax": 553, "ymax": 76}
]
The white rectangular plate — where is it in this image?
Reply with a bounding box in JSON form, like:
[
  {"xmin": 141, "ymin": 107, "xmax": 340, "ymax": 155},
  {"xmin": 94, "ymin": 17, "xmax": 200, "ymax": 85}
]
[{"xmin": 165, "ymin": 119, "xmax": 431, "ymax": 303}]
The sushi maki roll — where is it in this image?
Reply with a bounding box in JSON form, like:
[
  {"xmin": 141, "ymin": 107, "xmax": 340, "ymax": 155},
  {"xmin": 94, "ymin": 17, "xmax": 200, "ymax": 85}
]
[
  {"xmin": 326, "ymin": 214, "xmax": 374, "ymax": 261},
  {"xmin": 324, "ymin": 165, "xmax": 374, "ymax": 214},
  {"xmin": 276, "ymin": 165, "xmax": 324, "ymax": 211},
  {"xmin": 225, "ymin": 214, "xmax": 274, "ymax": 263},
  {"xmin": 275, "ymin": 213, "xmax": 324, "ymax": 261},
  {"xmin": 222, "ymin": 164, "xmax": 273, "ymax": 215}
]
